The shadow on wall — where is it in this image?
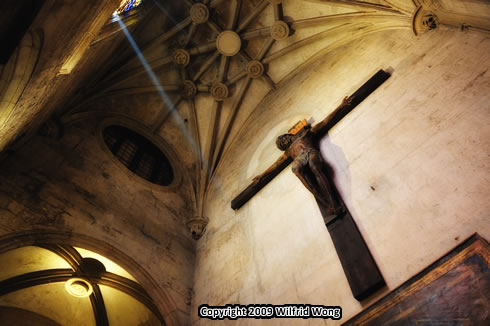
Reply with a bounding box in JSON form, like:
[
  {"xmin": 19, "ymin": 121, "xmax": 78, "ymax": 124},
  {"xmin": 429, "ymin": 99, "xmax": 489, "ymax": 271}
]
[{"xmin": 318, "ymin": 134, "xmax": 353, "ymax": 215}]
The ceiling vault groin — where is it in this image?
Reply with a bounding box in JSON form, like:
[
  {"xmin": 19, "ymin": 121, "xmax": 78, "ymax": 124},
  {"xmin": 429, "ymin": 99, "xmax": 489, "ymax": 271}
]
[
  {"xmin": 0, "ymin": 245, "xmax": 165, "ymax": 325},
  {"xmin": 62, "ymin": 0, "xmax": 475, "ymax": 239}
]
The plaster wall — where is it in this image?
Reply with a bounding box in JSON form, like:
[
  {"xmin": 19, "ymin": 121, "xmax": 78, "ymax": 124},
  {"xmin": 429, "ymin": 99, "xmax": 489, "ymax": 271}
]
[
  {"xmin": 0, "ymin": 118, "xmax": 195, "ymax": 325},
  {"xmin": 192, "ymin": 27, "xmax": 490, "ymax": 325}
]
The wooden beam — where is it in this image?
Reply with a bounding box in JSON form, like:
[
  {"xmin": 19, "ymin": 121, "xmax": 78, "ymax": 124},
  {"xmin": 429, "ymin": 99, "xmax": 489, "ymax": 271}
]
[
  {"xmin": 231, "ymin": 156, "xmax": 292, "ymax": 210},
  {"xmin": 231, "ymin": 69, "xmax": 391, "ymax": 210},
  {"xmin": 318, "ymin": 199, "xmax": 385, "ymax": 300},
  {"xmin": 314, "ymin": 69, "xmax": 391, "ymax": 136}
]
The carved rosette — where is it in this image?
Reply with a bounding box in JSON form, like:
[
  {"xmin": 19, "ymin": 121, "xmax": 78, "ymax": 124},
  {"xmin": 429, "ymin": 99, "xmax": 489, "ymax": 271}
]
[
  {"xmin": 190, "ymin": 3, "xmax": 209, "ymax": 24},
  {"xmin": 186, "ymin": 217, "xmax": 208, "ymax": 240},
  {"xmin": 247, "ymin": 60, "xmax": 264, "ymax": 79},
  {"xmin": 211, "ymin": 82, "xmax": 229, "ymax": 101},
  {"xmin": 216, "ymin": 31, "xmax": 242, "ymax": 57},
  {"xmin": 270, "ymin": 20, "xmax": 290, "ymax": 41},
  {"xmin": 172, "ymin": 49, "xmax": 190, "ymax": 66},
  {"xmin": 412, "ymin": 6, "xmax": 438, "ymax": 36},
  {"xmin": 182, "ymin": 80, "xmax": 197, "ymax": 99}
]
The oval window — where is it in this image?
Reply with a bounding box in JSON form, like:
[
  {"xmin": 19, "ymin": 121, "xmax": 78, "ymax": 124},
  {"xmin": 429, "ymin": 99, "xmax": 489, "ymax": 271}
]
[{"xmin": 103, "ymin": 126, "xmax": 174, "ymax": 186}]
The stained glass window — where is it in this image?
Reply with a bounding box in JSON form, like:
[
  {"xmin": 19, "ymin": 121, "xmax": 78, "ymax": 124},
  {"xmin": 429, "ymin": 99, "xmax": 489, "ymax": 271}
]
[{"xmin": 113, "ymin": 0, "xmax": 143, "ymax": 16}]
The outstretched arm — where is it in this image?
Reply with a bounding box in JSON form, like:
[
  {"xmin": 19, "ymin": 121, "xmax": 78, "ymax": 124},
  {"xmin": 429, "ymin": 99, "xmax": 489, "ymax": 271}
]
[
  {"xmin": 252, "ymin": 152, "xmax": 290, "ymax": 184},
  {"xmin": 311, "ymin": 96, "xmax": 352, "ymax": 134}
]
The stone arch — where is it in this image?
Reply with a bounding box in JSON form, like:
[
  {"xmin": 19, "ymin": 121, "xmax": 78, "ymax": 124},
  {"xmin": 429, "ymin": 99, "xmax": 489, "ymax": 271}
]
[{"xmin": 0, "ymin": 230, "xmax": 181, "ymax": 326}]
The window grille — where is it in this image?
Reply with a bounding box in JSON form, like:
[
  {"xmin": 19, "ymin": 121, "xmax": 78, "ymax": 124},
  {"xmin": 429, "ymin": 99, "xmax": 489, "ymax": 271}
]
[{"xmin": 103, "ymin": 126, "xmax": 174, "ymax": 186}]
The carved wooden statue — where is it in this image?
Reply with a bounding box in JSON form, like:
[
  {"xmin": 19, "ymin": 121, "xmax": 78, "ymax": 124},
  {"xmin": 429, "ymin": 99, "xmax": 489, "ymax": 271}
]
[
  {"xmin": 253, "ymin": 97, "xmax": 352, "ymax": 218},
  {"xmin": 232, "ymin": 69, "xmax": 392, "ymax": 301}
]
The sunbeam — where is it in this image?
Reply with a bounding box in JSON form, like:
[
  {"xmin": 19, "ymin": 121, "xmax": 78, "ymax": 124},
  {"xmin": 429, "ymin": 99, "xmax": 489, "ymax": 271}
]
[{"xmin": 116, "ymin": 19, "xmax": 198, "ymax": 151}]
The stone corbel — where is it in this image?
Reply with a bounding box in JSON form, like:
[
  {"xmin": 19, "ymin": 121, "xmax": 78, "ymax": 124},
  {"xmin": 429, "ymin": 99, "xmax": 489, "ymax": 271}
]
[
  {"xmin": 412, "ymin": 6, "xmax": 439, "ymax": 36},
  {"xmin": 186, "ymin": 217, "xmax": 208, "ymax": 240},
  {"xmin": 414, "ymin": 0, "xmax": 490, "ymax": 34}
]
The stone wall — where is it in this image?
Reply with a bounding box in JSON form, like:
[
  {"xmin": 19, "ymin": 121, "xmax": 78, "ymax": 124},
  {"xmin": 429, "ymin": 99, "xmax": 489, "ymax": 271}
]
[
  {"xmin": 0, "ymin": 0, "xmax": 123, "ymax": 151},
  {"xmin": 192, "ymin": 27, "xmax": 490, "ymax": 325},
  {"xmin": 0, "ymin": 117, "xmax": 195, "ymax": 325}
]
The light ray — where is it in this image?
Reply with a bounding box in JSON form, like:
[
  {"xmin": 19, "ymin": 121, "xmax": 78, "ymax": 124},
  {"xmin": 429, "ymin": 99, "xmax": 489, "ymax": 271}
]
[{"xmin": 116, "ymin": 19, "xmax": 196, "ymax": 150}]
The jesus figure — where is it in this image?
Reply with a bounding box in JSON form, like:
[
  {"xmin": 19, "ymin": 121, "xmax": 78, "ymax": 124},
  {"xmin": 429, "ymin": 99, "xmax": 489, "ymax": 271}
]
[{"xmin": 253, "ymin": 96, "xmax": 352, "ymax": 219}]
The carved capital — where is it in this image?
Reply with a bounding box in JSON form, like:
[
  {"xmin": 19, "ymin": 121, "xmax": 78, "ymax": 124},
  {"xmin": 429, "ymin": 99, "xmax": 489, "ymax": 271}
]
[
  {"xmin": 182, "ymin": 80, "xmax": 197, "ymax": 99},
  {"xmin": 172, "ymin": 49, "xmax": 190, "ymax": 66},
  {"xmin": 412, "ymin": 6, "xmax": 439, "ymax": 36},
  {"xmin": 270, "ymin": 20, "xmax": 290, "ymax": 41},
  {"xmin": 190, "ymin": 3, "xmax": 209, "ymax": 24},
  {"xmin": 186, "ymin": 217, "xmax": 208, "ymax": 240},
  {"xmin": 247, "ymin": 60, "xmax": 264, "ymax": 79},
  {"xmin": 211, "ymin": 82, "xmax": 229, "ymax": 101}
]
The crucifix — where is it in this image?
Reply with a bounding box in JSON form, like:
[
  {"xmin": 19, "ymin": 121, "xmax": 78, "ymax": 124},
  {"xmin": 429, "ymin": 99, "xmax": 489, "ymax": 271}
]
[{"xmin": 231, "ymin": 70, "xmax": 391, "ymax": 301}]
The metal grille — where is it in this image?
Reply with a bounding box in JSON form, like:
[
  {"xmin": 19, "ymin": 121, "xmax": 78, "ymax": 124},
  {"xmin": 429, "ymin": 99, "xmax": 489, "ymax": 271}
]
[{"xmin": 103, "ymin": 126, "xmax": 174, "ymax": 186}]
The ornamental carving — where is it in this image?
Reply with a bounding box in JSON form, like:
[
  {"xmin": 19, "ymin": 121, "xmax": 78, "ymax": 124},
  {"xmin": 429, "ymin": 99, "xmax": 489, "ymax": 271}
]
[
  {"xmin": 412, "ymin": 6, "xmax": 438, "ymax": 36},
  {"xmin": 186, "ymin": 217, "xmax": 208, "ymax": 240},
  {"xmin": 172, "ymin": 49, "xmax": 190, "ymax": 66},
  {"xmin": 190, "ymin": 3, "xmax": 209, "ymax": 24},
  {"xmin": 422, "ymin": 13, "xmax": 438, "ymax": 30},
  {"xmin": 216, "ymin": 31, "xmax": 241, "ymax": 57},
  {"xmin": 270, "ymin": 20, "xmax": 290, "ymax": 41},
  {"xmin": 182, "ymin": 80, "xmax": 197, "ymax": 99},
  {"xmin": 211, "ymin": 82, "xmax": 229, "ymax": 101},
  {"xmin": 247, "ymin": 60, "xmax": 265, "ymax": 79}
]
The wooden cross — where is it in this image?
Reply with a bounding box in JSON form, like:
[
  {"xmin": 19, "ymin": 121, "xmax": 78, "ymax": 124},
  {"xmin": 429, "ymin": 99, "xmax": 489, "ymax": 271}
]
[{"xmin": 231, "ymin": 70, "xmax": 391, "ymax": 301}]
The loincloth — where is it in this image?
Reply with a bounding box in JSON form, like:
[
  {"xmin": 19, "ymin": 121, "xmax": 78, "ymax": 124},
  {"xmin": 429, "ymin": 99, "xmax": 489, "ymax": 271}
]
[{"xmin": 296, "ymin": 147, "xmax": 320, "ymax": 166}]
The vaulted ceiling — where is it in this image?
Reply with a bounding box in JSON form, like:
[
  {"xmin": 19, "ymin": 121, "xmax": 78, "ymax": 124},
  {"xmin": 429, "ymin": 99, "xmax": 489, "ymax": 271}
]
[
  {"xmin": 0, "ymin": 245, "xmax": 163, "ymax": 325},
  {"xmin": 57, "ymin": 0, "xmax": 417, "ymax": 226},
  {"xmin": 0, "ymin": 1, "xmax": 489, "ymax": 325},
  {"xmin": 1, "ymin": 0, "xmax": 489, "ymax": 235}
]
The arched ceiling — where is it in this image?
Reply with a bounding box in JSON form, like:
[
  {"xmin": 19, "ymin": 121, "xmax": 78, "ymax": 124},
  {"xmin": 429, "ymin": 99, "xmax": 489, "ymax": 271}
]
[
  {"xmin": 60, "ymin": 0, "xmax": 416, "ymax": 230},
  {"xmin": 0, "ymin": 245, "xmax": 164, "ymax": 326}
]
